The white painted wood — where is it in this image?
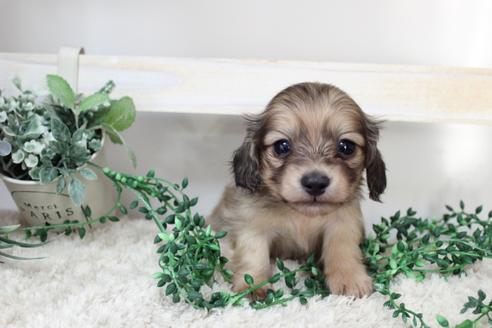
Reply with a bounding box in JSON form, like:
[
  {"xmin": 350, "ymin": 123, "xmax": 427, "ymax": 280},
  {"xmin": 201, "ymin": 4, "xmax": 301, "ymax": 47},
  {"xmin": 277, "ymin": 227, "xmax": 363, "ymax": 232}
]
[{"xmin": 1, "ymin": 52, "xmax": 491, "ymax": 124}]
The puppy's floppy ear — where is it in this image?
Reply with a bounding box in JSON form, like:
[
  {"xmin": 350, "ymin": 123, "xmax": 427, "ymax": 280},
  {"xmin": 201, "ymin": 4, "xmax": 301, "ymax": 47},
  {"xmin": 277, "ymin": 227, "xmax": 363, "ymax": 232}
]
[
  {"xmin": 363, "ymin": 114, "xmax": 387, "ymax": 202},
  {"xmin": 232, "ymin": 115, "xmax": 262, "ymax": 192}
]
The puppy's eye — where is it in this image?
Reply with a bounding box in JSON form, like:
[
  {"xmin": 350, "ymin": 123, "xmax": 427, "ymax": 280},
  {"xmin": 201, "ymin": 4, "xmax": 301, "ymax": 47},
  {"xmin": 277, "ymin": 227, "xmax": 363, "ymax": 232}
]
[
  {"xmin": 337, "ymin": 139, "xmax": 356, "ymax": 157},
  {"xmin": 273, "ymin": 139, "xmax": 291, "ymax": 156}
]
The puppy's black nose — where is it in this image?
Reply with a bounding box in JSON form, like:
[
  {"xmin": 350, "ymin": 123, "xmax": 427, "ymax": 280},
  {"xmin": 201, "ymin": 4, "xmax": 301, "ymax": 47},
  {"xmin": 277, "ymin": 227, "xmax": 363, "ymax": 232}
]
[{"xmin": 301, "ymin": 172, "xmax": 330, "ymax": 196}]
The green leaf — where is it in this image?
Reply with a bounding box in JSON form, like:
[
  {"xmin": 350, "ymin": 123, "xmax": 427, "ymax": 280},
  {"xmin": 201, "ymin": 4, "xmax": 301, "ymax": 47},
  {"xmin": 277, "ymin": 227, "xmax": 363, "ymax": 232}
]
[
  {"xmin": 455, "ymin": 320, "xmax": 473, "ymax": 328},
  {"xmin": 130, "ymin": 200, "xmax": 139, "ymax": 209},
  {"xmin": 436, "ymin": 314, "xmax": 449, "ymax": 327},
  {"xmin": 269, "ymin": 273, "xmax": 281, "ymax": 283},
  {"xmin": 102, "ymin": 97, "xmax": 136, "ymax": 132},
  {"xmin": 108, "ymin": 216, "xmax": 119, "ymax": 222},
  {"xmin": 404, "ymin": 270, "xmax": 416, "ymax": 279},
  {"xmin": 79, "ymin": 92, "xmax": 110, "ymax": 112},
  {"xmin": 78, "ymin": 227, "xmax": 86, "ymax": 239},
  {"xmin": 244, "ymin": 274, "xmax": 254, "ymax": 285},
  {"xmin": 68, "ymin": 177, "xmax": 86, "ymax": 205},
  {"xmin": 181, "ymin": 177, "xmax": 189, "ymax": 189},
  {"xmin": 2, "ymin": 126, "xmax": 16, "ymax": 137},
  {"xmin": 24, "ymin": 154, "xmax": 39, "ymax": 168},
  {"xmin": 79, "ymin": 167, "xmax": 97, "ymax": 181},
  {"xmin": 478, "ymin": 289, "xmax": 486, "ymax": 301},
  {"xmin": 51, "ymin": 117, "xmax": 71, "ymax": 142},
  {"xmin": 175, "ymin": 217, "xmax": 183, "ymax": 229},
  {"xmin": 39, "ymin": 167, "xmax": 58, "ymax": 184},
  {"xmin": 23, "ymin": 140, "xmax": 44, "ymax": 154},
  {"xmin": 56, "ymin": 176, "xmax": 66, "ymax": 193},
  {"xmin": 165, "ymin": 282, "xmax": 177, "ymax": 295},
  {"xmin": 12, "ymin": 76, "xmax": 22, "ymax": 90},
  {"xmin": 391, "ymin": 293, "xmax": 401, "ymax": 300},
  {"xmin": 152, "ymin": 272, "xmax": 164, "ymax": 280},
  {"xmin": 445, "ymin": 205, "xmax": 454, "ymax": 212},
  {"xmin": 87, "ymin": 106, "xmax": 111, "ymax": 128},
  {"xmin": 102, "ymin": 123, "xmax": 123, "ymax": 144},
  {"xmin": 158, "ymin": 232, "xmax": 172, "ymax": 242},
  {"xmin": 214, "ymin": 231, "xmax": 227, "ymax": 239},
  {"xmin": 389, "ymin": 258, "xmax": 398, "ymax": 270},
  {"xmin": 81, "ymin": 205, "xmax": 92, "ymax": 218},
  {"xmin": 265, "ymin": 290, "xmax": 274, "ymax": 304},
  {"xmin": 187, "ymin": 291, "xmax": 202, "ymax": 301},
  {"xmin": 23, "ymin": 115, "xmax": 44, "ymax": 139},
  {"xmin": 208, "ymin": 243, "xmax": 220, "ymax": 251},
  {"xmin": 47, "ymin": 74, "xmax": 76, "ymax": 108},
  {"xmin": 285, "ymin": 274, "xmax": 296, "ymax": 288},
  {"xmin": 189, "ymin": 197, "xmax": 198, "ymax": 207},
  {"xmin": 12, "ymin": 147, "xmax": 28, "ymax": 167},
  {"xmin": 71, "ymin": 129, "xmax": 85, "ymax": 144},
  {"xmin": 98, "ymin": 80, "xmax": 115, "ymax": 94},
  {"xmin": 37, "ymin": 229, "xmax": 48, "ymax": 242},
  {"xmin": 118, "ymin": 204, "xmax": 128, "ymax": 215}
]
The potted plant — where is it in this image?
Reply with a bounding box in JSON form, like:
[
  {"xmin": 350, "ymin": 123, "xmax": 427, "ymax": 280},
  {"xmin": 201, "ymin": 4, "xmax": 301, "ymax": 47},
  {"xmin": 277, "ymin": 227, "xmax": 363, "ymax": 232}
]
[{"xmin": 0, "ymin": 75, "xmax": 136, "ymax": 226}]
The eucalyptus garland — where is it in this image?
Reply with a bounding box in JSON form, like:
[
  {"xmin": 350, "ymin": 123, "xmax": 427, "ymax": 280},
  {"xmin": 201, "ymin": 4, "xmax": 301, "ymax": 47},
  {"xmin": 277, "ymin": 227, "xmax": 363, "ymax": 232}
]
[{"xmin": 1, "ymin": 166, "xmax": 491, "ymax": 327}]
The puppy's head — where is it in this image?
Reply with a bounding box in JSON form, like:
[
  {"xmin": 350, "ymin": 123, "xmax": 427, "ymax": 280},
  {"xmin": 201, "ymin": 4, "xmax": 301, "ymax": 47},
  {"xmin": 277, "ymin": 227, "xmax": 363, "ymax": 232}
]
[{"xmin": 232, "ymin": 82, "xmax": 386, "ymax": 216}]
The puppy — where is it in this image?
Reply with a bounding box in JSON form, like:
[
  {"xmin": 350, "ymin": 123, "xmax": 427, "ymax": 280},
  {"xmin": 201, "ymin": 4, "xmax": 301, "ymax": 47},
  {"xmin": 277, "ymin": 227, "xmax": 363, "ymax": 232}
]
[{"xmin": 208, "ymin": 82, "xmax": 386, "ymax": 298}]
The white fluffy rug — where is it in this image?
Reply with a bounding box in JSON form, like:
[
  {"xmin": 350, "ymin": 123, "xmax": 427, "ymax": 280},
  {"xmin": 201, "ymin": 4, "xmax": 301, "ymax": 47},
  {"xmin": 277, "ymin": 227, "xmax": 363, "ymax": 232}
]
[{"xmin": 1, "ymin": 210, "xmax": 491, "ymax": 328}]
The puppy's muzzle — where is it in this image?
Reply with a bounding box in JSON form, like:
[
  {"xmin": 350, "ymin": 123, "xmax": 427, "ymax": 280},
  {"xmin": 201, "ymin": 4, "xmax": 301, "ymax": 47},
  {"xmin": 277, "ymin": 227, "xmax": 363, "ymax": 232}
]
[{"xmin": 301, "ymin": 172, "xmax": 330, "ymax": 197}]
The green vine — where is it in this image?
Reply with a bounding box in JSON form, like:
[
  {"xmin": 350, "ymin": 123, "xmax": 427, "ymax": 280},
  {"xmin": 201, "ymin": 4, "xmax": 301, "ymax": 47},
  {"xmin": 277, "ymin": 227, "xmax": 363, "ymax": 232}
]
[
  {"xmin": 363, "ymin": 203, "xmax": 492, "ymax": 327},
  {"xmin": 1, "ymin": 167, "xmax": 491, "ymax": 327},
  {"xmin": 439, "ymin": 289, "xmax": 492, "ymax": 328}
]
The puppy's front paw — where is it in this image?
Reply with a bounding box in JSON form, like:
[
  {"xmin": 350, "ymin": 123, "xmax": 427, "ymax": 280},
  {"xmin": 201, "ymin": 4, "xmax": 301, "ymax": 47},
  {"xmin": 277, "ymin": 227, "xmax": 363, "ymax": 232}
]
[{"xmin": 326, "ymin": 269, "xmax": 373, "ymax": 297}]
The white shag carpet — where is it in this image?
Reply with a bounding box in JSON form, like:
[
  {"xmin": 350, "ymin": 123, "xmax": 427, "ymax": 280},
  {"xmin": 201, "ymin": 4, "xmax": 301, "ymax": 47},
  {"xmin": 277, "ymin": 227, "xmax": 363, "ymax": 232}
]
[{"xmin": 1, "ymin": 210, "xmax": 491, "ymax": 328}]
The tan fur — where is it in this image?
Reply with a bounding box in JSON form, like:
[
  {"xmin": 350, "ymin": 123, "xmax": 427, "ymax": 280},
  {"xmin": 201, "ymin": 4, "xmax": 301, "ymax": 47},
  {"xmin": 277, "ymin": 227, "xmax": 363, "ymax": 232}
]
[{"xmin": 208, "ymin": 82, "xmax": 386, "ymax": 298}]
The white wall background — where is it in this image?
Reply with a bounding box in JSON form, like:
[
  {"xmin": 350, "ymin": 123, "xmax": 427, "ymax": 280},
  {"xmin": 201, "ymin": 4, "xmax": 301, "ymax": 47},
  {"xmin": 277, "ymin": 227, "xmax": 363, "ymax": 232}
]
[
  {"xmin": 1, "ymin": 0, "xmax": 492, "ymax": 67},
  {"xmin": 1, "ymin": 0, "xmax": 492, "ymax": 225}
]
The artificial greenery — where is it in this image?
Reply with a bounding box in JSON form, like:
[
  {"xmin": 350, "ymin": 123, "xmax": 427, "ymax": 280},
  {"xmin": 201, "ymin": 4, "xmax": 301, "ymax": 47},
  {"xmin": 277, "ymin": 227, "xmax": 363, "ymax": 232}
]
[
  {"xmin": 436, "ymin": 289, "xmax": 492, "ymax": 328},
  {"xmin": 363, "ymin": 202, "xmax": 492, "ymax": 327},
  {"xmin": 0, "ymin": 76, "xmax": 136, "ymax": 205},
  {"xmin": 0, "ymin": 224, "xmax": 46, "ymax": 261},
  {"xmin": 1, "ymin": 166, "xmax": 491, "ymax": 327}
]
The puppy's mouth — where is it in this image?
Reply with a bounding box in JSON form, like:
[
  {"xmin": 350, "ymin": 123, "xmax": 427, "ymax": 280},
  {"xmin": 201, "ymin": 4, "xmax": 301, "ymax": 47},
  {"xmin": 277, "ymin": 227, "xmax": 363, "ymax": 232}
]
[{"xmin": 283, "ymin": 197, "xmax": 337, "ymax": 207}]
